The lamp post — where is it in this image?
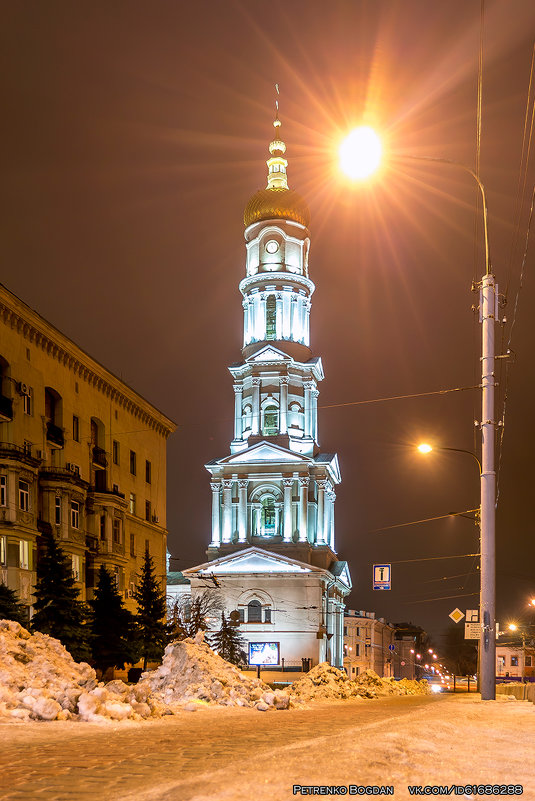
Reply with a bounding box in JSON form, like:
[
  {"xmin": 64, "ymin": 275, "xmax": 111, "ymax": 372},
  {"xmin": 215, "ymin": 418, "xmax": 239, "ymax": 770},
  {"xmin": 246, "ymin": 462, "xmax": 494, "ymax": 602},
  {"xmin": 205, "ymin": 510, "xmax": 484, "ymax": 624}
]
[{"xmin": 339, "ymin": 134, "xmax": 498, "ymax": 700}]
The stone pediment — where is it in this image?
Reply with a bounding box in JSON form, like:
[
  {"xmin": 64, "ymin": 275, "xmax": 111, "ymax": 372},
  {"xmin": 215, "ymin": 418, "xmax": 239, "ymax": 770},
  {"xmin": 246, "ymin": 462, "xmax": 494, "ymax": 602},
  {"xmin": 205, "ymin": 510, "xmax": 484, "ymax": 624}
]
[
  {"xmin": 245, "ymin": 345, "xmax": 292, "ymax": 363},
  {"xmin": 217, "ymin": 440, "xmax": 313, "ymax": 465},
  {"xmin": 183, "ymin": 547, "xmax": 323, "ymax": 576}
]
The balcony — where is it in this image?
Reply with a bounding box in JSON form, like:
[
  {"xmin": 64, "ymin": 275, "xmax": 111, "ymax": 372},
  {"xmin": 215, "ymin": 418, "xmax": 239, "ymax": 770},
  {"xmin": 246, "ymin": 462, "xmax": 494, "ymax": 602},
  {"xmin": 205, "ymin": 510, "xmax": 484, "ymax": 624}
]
[
  {"xmin": 0, "ymin": 395, "xmax": 13, "ymax": 422},
  {"xmin": 0, "ymin": 442, "xmax": 41, "ymax": 466},
  {"xmin": 112, "ymin": 541, "xmax": 125, "ymax": 555},
  {"xmin": 46, "ymin": 422, "xmax": 64, "ymax": 449},
  {"xmin": 92, "ymin": 446, "xmax": 107, "ymax": 468},
  {"xmin": 89, "ymin": 486, "xmax": 125, "ymax": 499}
]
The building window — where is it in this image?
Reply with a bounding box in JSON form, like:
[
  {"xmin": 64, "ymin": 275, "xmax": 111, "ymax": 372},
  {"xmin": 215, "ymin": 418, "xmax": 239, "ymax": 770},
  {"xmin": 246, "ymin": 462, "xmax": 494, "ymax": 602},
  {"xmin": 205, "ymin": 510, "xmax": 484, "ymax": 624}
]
[
  {"xmin": 55, "ymin": 496, "xmax": 61, "ymax": 525},
  {"xmin": 0, "ymin": 476, "xmax": 6, "ymax": 507},
  {"xmin": 23, "ymin": 440, "xmax": 32, "ymax": 456},
  {"xmin": 497, "ymin": 655, "xmax": 505, "ymax": 669},
  {"xmin": 113, "ymin": 518, "xmax": 121, "ymax": 543},
  {"xmin": 130, "ymin": 450, "xmax": 136, "ymax": 475},
  {"xmin": 130, "ymin": 533, "xmax": 135, "ymax": 557},
  {"xmin": 247, "ymin": 600, "xmax": 262, "ymax": 623},
  {"xmin": 355, "ymin": 644, "xmax": 360, "ymax": 657},
  {"xmin": 144, "ymin": 539, "xmax": 149, "ymax": 554},
  {"xmin": 525, "ymin": 656, "xmax": 532, "ymax": 667},
  {"xmin": 129, "ymin": 493, "xmax": 136, "ymax": 515},
  {"xmin": 19, "ymin": 540, "xmax": 29, "ymax": 570},
  {"xmin": 70, "ymin": 501, "xmax": 79, "ymax": 529},
  {"xmin": 18, "ymin": 480, "xmax": 29, "ymax": 511},
  {"xmin": 355, "ymin": 627, "xmax": 360, "ymax": 637},
  {"xmin": 72, "ymin": 415, "xmax": 80, "ymax": 442},
  {"xmin": 71, "ymin": 554, "xmax": 81, "ymax": 582},
  {"xmin": 262, "ymin": 405, "xmax": 278, "ymax": 436},
  {"xmin": 23, "ymin": 388, "xmax": 32, "ymax": 415},
  {"xmin": 511, "ymin": 656, "xmax": 519, "ymax": 667},
  {"xmin": 260, "ymin": 496, "xmax": 276, "ymax": 534},
  {"xmin": 113, "ymin": 440, "xmax": 119, "ymax": 465},
  {"xmin": 145, "ymin": 500, "xmax": 151, "ymax": 522},
  {"xmin": 266, "ymin": 296, "xmax": 276, "ymax": 340},
  {"xmin": 239, "ymin": 608, "xmax": 245, "ymax": 623},
  {"xmin": 99, "ymin": 515, "xmax": 106, "ymax": 540},
  {"xmin": 0, "ymin": 536, "xmax": 5, "ymax": 565},
  {"xmin": 145, "ymin": 460, "xmax": 151, "ymax": 484},
  {"xmin": 343, "ymin": 626, "xmax": 347, "ymax": 636},
  {"xmin": 264, "ymin": 606, "xmax": 272, "ymax": 623}
]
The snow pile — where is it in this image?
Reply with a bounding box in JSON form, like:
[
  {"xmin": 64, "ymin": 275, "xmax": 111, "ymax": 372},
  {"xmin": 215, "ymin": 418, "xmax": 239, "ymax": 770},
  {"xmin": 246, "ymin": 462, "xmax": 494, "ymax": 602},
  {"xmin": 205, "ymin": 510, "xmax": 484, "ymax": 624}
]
[
  {"xmin": 0, "ymin": 620, "xmax": 163, "ymax": 722},
  {"xmin": 140, "ymin": 632, "xmax": 291, "ymax": 711},
  {"xmin": 289, "ymin": 663, "xmax": 429, "ymax": 702}
]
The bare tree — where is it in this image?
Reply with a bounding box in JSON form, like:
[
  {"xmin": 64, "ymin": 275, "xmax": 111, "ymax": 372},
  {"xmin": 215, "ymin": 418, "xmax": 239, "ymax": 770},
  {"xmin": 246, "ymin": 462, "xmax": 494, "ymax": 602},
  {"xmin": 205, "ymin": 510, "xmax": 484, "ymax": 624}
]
[{"xmin": 167, "ymin": 590, "xmax": 224, "ymax": 641}]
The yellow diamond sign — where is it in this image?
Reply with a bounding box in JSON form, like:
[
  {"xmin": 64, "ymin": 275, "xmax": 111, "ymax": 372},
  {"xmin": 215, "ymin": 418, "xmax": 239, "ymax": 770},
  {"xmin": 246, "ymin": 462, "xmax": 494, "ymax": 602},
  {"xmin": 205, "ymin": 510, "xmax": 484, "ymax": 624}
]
[{"xmin": 449, "ymin": 608, "xmax": 465, "ymax": 624}]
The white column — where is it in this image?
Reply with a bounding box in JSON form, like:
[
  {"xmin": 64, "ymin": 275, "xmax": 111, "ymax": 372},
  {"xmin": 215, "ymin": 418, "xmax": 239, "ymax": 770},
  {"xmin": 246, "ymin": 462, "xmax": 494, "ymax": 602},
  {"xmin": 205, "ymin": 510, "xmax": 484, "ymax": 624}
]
[
  {"xmin": 252, "ymin": 378, "xmax": 261, "ymax": 435},
  {"xmin": 282, "ymin": 290, "xmax": 291, "ymax": 338},
  {"xmin": 283, "ymin": 477, "xmax": 293, "ymax": 542},
  {"xmin": 304, "ymin": 382, "xmax": 313, "ymax": 438},
  {"xmin": 233, "ymin": 384, "xmax": 243, "ymax": 440},
  {"xmin": 222, "ymin": 479, "xmax": 233, "ymax": 543},
  {"xmin": 328, "ymin": 490, "xmax": 336, "ymax": 549},
  {"xmin": 317, "ymin": 480, "xmax": 326, "ymax": 543},
  {"xmin": 260, "ymin": 293, "xmax": 267, "ymax": 340},
  {"xmin": 255, "ymin": 294, "xmax": 263, "ymax": 341},
  {"xmin": 279, "ymin": 376, "xmax": 289, "ymax": 434},
  {"xmin": 210, "ymin": 482, "xmax": 221, "ymax": 546},
  {"xmin": 275, "ymin": 293, "xmax": 283, "ymax": 340},
  {"xmin": 304, "ymin": 298, "xmax": 311, "ymax": 346},
  {"xmin": 324, "ymin": 488, "xmax": 332, "ymax": 547},
  {"xmin": 298, "ymin": 476, "xmax": 309, "ymax": 542},
  {"xmin": 290, "ymin": 296, "xmax": 298, "ymax": 340},
  {"xmin": 311, "ymin": 388, "xmax": 319, "ymax": 443},
  {"xmin": 238, "ymin": 479, "xmax": 248, "ymax": 542},
  {"xmin": 298, "ymin": 295, "xmax": 305, "ymax": 342},
  {"xmin": 242, "ymin": 299, "xmax": 249, "ymax": 346}
]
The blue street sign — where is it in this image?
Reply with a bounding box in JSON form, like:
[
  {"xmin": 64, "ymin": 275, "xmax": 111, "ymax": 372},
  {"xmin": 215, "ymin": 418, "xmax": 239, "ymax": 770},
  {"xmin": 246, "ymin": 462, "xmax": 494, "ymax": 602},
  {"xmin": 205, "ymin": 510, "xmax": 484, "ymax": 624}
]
[
  {"xmin": 373, "ymin": 563, "xmax": 391, "ymax": 590},
  {"xmin": 388, "ymin": 644, "xmax": 395, "ymax": 652}
]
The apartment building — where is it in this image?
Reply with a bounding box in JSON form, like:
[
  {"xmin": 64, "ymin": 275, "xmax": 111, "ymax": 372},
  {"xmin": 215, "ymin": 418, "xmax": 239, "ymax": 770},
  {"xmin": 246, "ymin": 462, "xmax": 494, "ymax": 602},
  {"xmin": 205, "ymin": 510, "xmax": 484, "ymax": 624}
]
[
  {"xmin": 0, "ymin": 284, "xmax": 176, "ymax": 617},
  {"xmin": 343, "ymin": 609, "xmax": 396, "ymax": 678}
]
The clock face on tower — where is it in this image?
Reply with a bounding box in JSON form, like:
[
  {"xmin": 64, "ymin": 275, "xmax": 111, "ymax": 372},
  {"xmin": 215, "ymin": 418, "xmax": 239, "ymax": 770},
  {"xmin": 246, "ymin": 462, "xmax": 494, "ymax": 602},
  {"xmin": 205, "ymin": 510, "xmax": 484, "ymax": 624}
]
[{"xmin": 265, "ymin": 240, "xmax": 279, "ymax": 254}]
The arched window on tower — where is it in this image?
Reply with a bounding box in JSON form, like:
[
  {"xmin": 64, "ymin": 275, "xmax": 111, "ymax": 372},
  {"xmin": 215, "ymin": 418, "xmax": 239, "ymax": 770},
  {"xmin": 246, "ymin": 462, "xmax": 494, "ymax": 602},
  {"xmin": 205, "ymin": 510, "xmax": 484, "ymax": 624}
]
[
  {"xmin": 262, "ymin": 405, "xmax": 278, "ymax": 436},
  {"xmin": 266, "ymin": 295, "xmax": 276, "ymax": 340},
  {"xmin": 247, "ymin": 599, "xmax": 262, "ymax": 623},
  {"xmin": 261, "ymin": 495, "xmax": 276, "ymax": 535}
]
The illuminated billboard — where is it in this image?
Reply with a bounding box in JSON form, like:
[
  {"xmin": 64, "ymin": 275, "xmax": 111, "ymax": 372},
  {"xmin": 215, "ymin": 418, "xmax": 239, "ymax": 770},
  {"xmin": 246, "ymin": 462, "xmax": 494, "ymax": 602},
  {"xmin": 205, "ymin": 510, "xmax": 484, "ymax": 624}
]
[{"xmin": 248, "ymin": 641, "xmax": 280, "ymax": 666}]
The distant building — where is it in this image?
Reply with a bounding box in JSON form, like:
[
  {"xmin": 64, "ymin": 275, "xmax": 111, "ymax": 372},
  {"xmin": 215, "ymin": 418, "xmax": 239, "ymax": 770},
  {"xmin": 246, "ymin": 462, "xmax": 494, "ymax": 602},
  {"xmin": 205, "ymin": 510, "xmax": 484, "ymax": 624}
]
[
  {"xmin": 391, "ymin": 623, "xmax": 429, "ymax": 680},
  {"xmin": 0, "ymin": 283, "xmax": 176, "ymax": 616},
  {"xmin": 496, "ymin": 644, "xmax": 535, "ymax": 680},
  {"xmin": 343, "ymin": 610, "xmax": 396, "ymax": 678},
  {"xmin": 178, "ymin": 112, "xmax": 351, "ymax": 670}
]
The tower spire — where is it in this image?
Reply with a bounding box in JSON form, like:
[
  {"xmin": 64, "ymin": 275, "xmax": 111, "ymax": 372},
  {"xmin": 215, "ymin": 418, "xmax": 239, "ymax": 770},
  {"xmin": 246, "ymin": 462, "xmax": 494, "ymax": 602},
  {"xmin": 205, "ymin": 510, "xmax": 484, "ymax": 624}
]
[{"xmin": 267, "ymin": 84, "xmax": 289, "ymax": 190}]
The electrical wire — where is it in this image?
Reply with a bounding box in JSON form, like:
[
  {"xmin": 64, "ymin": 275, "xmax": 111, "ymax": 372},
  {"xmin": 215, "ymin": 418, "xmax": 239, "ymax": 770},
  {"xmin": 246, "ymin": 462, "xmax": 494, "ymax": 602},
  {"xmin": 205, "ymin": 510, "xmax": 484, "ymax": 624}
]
[{"xmin": 371, "ymin": 509, "xmax": 479, "ymax": 534}]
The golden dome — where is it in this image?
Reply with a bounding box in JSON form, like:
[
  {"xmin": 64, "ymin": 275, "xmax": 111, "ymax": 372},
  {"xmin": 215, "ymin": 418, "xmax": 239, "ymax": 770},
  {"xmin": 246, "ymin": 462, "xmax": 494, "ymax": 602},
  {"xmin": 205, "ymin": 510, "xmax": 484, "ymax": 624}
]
[{"xmin": 244, "ymin": 187, "xmax": 310, "ymax": 228}]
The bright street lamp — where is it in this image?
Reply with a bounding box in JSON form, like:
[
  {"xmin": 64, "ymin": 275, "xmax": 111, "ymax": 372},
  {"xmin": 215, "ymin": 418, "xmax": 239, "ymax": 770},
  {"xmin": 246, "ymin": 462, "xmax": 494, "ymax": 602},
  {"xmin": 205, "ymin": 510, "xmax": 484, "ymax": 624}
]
[
  {"xmin": 340, "ymin": 132, "xmax": 498, "ymax": 700},
  {"xmin": 339, "ymin": 127, "xmax": 382, "ymax": 180}
]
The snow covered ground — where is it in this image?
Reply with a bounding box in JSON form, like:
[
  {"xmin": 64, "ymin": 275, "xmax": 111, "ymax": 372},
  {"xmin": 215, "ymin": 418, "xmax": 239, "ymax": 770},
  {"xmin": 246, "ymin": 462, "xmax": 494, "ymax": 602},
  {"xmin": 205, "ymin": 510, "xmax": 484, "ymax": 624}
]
[{"xmin": 1, "ymin": 694, "xmax": 534, "ymax": 801}]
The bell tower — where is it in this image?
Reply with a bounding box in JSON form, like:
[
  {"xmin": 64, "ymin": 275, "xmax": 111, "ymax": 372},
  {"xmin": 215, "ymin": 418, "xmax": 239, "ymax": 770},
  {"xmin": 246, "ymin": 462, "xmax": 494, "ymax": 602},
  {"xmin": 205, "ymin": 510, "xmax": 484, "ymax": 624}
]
[{"xmin": 205, "ymin": 104, "xmax": 341, "ymax": 569}]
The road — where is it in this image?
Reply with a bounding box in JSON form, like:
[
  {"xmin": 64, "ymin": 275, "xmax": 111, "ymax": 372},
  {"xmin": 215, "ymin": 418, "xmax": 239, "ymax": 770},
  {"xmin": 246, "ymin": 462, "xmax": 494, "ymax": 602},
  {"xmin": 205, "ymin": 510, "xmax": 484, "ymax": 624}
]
[{"xmin": 2, "ymin": 694, "xmax": 534, "ymax": 801}]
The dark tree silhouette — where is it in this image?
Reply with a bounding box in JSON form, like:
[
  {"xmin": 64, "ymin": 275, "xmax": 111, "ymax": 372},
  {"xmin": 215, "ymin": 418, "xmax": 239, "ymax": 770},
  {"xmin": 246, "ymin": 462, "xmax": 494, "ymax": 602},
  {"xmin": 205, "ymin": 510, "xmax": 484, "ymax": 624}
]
[
  {"xmin": 167, "ymin": 590, "xmax": 223, "ymax": 640},
  {"xmin": 89, "ymin": 565, "xmax": 139, "ymax": 675},
  {"xmin": 31, "ymin": 530, "xmax": 90, "ymax": 661},
  {"xmin": 133, "ymin": 549, "xmax": 167, "ymax": 670},
  {"xmin": 210, "ymin": 612, "xmax": 247, "ymax": 665},
  {"xmin": 0, "ymin": 583, "xmax": 27, "ymax": 625}
]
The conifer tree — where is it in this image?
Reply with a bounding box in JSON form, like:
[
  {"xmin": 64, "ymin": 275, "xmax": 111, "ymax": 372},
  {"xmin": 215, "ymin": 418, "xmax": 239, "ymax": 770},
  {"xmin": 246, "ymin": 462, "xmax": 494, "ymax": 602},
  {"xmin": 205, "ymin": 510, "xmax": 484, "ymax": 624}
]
[
  {"xmin": 31, "ymin": 529, "xmax": 90, "ymax": 661},
  {"xmin": 89, "ymin": 565, "xmax": 139, "ymax": 676},
  {"xmin": 0, "ymin": 583, "xmax": 27, "ymax": 625},
  {"xmin": 211, "ymin": 612, "xmax": 247, "ymax": 665},
  {"xmin": 133, "ymin": 549, "xmax": 168, "ymax": 669}
]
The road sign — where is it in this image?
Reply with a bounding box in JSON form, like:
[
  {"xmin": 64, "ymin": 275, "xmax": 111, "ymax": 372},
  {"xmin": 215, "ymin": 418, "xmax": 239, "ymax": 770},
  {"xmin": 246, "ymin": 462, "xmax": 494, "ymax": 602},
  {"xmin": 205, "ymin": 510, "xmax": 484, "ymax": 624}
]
[
  {"xmin": 465, "ymin": 622, "xmax": 481, "ymax": 640},
  {"xmin": 449, "ymin": 608, "xmax": 465, "ymax": 624},
  {"xmin": 466, "ymin": 609, "xmax": 479, "ymax": 622},
  {"xmin": 401, "ymin": 660, "xmax": 406, "ymax": 666},
  {"xmin": 373, "ymin": 564, "xmax": 391, "ymax": 590},
  {"xmin": 388, "ymin": 644, "xmax": 395, "ymax": 652}
]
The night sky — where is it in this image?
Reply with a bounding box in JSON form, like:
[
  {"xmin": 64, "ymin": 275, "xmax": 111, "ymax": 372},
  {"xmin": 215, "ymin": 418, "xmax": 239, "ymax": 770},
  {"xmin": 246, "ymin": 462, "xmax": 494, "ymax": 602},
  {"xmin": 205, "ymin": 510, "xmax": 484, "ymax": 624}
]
[{"xmin": 2, "ymin": 1, "xmax": 535, "ymax": 648}]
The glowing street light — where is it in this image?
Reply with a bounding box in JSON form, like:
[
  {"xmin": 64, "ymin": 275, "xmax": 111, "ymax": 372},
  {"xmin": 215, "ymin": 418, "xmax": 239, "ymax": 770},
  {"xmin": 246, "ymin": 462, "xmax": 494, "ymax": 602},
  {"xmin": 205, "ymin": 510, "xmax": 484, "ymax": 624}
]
[
  {"xmin": 418, "ymin": 443, "xmax": 433, "ymax": 454},
  {"xmin": 339, "ymin": 126, "xmax": 382, "ymax": 180}
]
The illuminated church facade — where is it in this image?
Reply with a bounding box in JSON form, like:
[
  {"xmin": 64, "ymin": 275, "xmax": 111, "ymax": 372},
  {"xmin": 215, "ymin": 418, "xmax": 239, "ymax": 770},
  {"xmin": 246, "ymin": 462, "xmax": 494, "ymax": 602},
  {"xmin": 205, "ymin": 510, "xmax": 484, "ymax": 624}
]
[{"xmin": 181, "ymin": 112, "xmax": 351, "ymax": 669}]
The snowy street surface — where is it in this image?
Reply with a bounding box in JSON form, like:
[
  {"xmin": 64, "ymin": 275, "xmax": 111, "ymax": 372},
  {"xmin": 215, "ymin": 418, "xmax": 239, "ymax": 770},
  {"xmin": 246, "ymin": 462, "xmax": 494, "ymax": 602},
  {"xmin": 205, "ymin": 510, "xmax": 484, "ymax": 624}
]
[{"xmin": 2, "ymin": 694, "xmax": 534, "ymax": 801}]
